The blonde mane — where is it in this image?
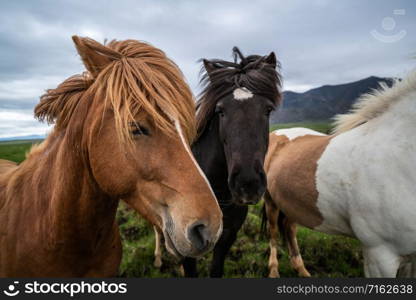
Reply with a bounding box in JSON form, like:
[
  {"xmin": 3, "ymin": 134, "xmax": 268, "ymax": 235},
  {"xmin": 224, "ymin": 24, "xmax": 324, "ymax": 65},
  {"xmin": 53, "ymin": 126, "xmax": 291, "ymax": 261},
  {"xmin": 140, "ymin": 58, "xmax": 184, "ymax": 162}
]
[
  {"xmin": 332, "ymin": 70, "xmax": 416, "ymax": 134},
  {"xmin": 35, "ymin": 37, "xmax": 196, "ymax": 144}
]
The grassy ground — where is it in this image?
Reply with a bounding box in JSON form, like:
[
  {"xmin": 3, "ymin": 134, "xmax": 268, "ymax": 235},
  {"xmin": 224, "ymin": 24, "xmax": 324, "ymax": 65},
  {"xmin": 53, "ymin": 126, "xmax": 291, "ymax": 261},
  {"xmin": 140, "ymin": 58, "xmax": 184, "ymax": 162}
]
[
  {"xmin": 270, "ymin": 121, "xmax": 333, "ymax": 134},
  {"xmin": 0, "ymin": 122, "xmax": 364, "ymax": 277},
  {"xmin": 0, "ymin": 140, "xmax": 42, "ymax": 163},
  {"xmin": 117, "ymin": 203, "xmax": 363, "ymax": 278}
]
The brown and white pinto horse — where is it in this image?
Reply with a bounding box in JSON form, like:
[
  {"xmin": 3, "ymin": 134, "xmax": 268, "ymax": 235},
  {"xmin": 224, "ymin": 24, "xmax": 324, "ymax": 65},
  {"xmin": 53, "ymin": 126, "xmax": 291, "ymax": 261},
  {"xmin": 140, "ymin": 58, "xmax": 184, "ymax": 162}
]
[
  {"xmin": 0, "ymin": 36, "xmax": 222, "ymax": 277},
  {"xmin": 264, "ymin": 71, "xmax": 416, "ymax": 277},
  {"xmin": 263, "ymin": 128, "xmax": 325, "ymax": 277}
]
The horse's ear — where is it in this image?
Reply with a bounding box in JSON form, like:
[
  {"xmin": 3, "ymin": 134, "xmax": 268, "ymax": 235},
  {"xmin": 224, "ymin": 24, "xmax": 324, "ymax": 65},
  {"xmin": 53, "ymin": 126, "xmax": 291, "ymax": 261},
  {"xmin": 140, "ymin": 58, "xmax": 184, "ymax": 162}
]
[
  {"xmin": 203, "ymin": 59, "xmax": 221, "ymax": 78},
  {"xmin": 264, "ymin": 52, "xmax": 277, "ymax": 67},
  {"xmin": 72, "ymin": 36, "xmax": 116, "ymax": 77}
]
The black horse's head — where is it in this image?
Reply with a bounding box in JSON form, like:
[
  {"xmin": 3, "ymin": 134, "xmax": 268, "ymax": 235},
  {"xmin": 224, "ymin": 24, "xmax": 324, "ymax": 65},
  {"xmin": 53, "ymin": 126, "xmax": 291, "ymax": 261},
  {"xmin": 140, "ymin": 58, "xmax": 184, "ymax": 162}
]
[{"xmin": 196, "ymin": 47, "xmax": 282, "ymax": 205}]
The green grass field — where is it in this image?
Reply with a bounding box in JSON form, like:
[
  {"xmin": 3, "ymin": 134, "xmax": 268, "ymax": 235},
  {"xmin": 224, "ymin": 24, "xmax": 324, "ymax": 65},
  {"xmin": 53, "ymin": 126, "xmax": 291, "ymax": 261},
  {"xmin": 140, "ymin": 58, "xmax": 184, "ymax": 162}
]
[
  {"xmin": 270, "ymin": 121, "xmax": 333, "ymax": 134},
  {"xmin": 117, "ymin": 203, "xmax": 363, "ymax": 278},
  {"xmin": 0, "ymin": 122, "xmax": 364, "ymax": 277},
  {"xmin": 0, "ymin": 139, "xmax": 43, "ymax": 163}
]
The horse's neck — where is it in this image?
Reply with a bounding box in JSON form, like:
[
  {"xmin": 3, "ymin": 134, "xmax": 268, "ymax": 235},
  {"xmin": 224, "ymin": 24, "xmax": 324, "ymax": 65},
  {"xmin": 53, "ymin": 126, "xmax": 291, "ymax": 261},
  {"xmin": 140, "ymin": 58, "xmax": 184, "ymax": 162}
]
[
  {"xmin": 357, "ymin": 92, "xmax": 416, "ymax": 148},
  {"xmin": 15, "ymin": 131, "xmax": 118, "ymax": 244},
  {"xmin": 192, "ymin": 118, "xmax": 231, "ymax": 204}
]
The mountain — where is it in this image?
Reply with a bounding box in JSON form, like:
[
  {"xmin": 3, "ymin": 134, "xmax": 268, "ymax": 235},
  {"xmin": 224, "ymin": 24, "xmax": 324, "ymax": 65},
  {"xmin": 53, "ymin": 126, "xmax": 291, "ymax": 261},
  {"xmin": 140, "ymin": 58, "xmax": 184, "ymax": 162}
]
[
  {"xmin": 0, "ymin": 134, "xmax": 45, "ymax": 142},
  {"xmin": 271, "ymin": 76, "xmax": 394, "ymax": 123}
]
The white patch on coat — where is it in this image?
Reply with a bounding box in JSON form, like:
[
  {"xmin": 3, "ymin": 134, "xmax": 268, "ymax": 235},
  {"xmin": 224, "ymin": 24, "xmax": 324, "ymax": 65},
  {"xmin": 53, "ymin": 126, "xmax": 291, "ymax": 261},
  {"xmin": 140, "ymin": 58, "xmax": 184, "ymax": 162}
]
[
  {"xmin": 314, "ymin": 90, "xmax": 416, "ymax": 267},
  {"xmin": 233, "ymin": 87, "xmax": 253, "ymax": 101},
  {"xmin": 273, "ymin": 127, "xmax": 325, "ymax": 141},
  {"xmin": 174, "ymin": 120, "xmax": 222, "ymax": 241}
]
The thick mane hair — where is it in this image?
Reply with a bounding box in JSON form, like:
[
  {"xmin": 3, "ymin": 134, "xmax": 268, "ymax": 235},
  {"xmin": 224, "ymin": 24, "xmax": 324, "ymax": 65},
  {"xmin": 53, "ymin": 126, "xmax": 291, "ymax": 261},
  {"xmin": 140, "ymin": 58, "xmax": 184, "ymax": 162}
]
[
  {"xmin": 195, "ymin": 47, "xmax": 282, "ymax": 137},
  {"xmin": 35, "ymin": 73, "xmax": 93, "ymax": 130},
  {"xmin": 332, "ymin": 70, "xmax": 416, "ymax": 134},
  {"xmin": 35, "ymin": 37, "xmax": 196, "ymax": 144}
]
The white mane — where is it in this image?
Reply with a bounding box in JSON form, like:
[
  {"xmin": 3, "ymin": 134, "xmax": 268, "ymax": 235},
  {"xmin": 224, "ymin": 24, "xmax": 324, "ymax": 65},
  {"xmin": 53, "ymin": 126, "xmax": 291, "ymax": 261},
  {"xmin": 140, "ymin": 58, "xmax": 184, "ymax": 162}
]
[{"xmin": 332, "ymin": 70, "xmax": 416, "ymax": 134}]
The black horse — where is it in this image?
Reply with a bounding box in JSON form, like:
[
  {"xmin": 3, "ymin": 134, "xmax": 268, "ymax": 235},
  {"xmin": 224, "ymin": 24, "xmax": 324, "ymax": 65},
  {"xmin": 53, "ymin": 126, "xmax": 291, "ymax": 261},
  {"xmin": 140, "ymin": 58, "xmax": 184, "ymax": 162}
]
[{"xmin": 182, "ymin": 47, "xmax": 282, "ymax": 277}]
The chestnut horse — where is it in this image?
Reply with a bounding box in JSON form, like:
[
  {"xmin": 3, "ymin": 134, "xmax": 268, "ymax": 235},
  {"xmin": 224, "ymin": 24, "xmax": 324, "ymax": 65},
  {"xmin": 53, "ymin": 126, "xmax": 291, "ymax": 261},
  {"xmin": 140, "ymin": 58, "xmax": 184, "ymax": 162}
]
[
  {"xmin": 0, "ymin": 36, "xmax": 222, "ymax": 277},
  {"xmin": 264, "ymin": 71, "xmax": 416, "ymax": 277}
]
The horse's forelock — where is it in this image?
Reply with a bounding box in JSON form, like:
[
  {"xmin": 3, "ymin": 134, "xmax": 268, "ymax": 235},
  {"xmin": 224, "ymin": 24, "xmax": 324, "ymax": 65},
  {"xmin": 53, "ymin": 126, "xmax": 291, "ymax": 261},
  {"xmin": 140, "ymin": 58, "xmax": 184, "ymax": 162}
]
[{"xmin": 36, "ymin": 38, "xmax": 196, "ymax": 145}]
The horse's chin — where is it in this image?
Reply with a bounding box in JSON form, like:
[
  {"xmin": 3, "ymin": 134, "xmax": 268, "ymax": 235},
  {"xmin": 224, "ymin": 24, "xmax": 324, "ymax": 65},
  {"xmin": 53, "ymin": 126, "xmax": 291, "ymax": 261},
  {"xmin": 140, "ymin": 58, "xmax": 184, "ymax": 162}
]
[
  {"xmin": 163, "ymin": 230, "xmax": 183, "ymax": 258},
  {"xmin": 231, "ymin": 193, "xmax": 263, "ymax": 206},
  {"xmin": 163, "ymin": 229, "xmax": 212, "ymax": 259}
]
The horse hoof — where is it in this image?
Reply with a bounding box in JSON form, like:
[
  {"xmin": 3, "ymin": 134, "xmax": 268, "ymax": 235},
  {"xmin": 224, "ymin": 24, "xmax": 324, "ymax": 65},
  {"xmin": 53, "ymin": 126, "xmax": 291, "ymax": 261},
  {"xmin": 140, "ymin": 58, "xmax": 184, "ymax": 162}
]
[
  {"xmin": 179, "ymin": 265, "xmax": 185, "ymax": 277},
  {"xmin": 268, "ymin": 270, "xmax": 280, "ymax": 278},
  {"xmin": 154, "ymin": 258, "xmax": 162, "ymax": 268}
]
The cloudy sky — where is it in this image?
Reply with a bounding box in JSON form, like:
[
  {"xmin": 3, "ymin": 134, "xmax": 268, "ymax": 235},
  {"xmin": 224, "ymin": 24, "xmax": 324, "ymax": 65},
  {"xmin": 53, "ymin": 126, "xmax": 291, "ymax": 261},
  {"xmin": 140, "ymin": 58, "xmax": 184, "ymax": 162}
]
[{"xmin": 0, "ymin": 0, "xmax": 415, "ymax": 138}]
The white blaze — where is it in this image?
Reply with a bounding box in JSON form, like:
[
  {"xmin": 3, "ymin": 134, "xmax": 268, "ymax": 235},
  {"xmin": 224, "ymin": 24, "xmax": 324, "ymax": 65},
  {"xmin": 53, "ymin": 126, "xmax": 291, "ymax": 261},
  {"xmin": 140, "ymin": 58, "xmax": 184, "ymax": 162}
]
[
  {"xmin": 233, "ymin": 87, "xmax": 253, "ymax": 101},
  {"xmin": 174, "ymin": 120, "xmax": 223, "ymax": 242}
]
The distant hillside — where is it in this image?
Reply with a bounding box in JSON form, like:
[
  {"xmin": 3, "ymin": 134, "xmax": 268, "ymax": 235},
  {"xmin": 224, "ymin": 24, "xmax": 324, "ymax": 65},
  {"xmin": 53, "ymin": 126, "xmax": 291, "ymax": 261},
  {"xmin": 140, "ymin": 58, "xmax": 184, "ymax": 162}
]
[
  {"xmin": 271, "ymin": 76, "xmax": 394, "ymax": 123},
  {"xmin": 0, "ymin": 134, "xmax": 45, "ymax": 142}
]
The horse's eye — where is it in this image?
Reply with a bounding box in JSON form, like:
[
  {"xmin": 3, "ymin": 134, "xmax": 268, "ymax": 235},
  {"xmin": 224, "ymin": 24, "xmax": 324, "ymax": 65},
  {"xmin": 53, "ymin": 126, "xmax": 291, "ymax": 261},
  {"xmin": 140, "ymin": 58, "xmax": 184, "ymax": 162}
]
[
  {"xmin": 215, "ymin": 107, "xmax": 225, "ymax": 117},
  {"xmin": 131, "ymin": 123, "xmax": 150, "ymax": 136},
  {"xmin": 265, "ymin": 106, "xmax": 274, "ymax": 116}
]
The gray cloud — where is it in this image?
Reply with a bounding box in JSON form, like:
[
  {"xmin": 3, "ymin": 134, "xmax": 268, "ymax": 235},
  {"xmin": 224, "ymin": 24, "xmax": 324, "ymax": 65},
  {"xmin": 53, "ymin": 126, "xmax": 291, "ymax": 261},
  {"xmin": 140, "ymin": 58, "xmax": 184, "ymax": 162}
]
[{"xmin": 0, "ymin": 0, "xmax": 415, "ymax": 138}]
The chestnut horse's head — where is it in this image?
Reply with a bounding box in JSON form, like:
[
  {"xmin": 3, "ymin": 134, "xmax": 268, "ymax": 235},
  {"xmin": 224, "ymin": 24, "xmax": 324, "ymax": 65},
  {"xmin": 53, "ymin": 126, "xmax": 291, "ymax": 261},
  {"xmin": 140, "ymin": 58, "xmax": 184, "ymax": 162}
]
[{"xmin": 35, "ymin": 36, "xmax": 222, "ymax": 258}]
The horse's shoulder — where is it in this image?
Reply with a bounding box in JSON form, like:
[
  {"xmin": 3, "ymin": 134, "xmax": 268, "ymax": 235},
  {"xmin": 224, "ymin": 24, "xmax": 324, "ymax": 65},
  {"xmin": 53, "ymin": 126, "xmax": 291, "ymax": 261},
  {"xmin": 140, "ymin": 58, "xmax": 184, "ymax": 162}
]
[{"xmin": 266, "ymin": 130, "xmax": 330, "ymax": 228}]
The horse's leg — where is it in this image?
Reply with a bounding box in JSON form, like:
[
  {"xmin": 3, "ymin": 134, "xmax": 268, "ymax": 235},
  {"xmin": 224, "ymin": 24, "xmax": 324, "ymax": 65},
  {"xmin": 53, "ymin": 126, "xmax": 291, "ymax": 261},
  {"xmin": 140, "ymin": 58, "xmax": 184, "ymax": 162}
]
[
  {"xmin": 182, "ymin": 257, "xmax": 198, "ymax": 277},
  {"xmin": 397, "ymin": 254, "xmax": 416, "ymax": 278},
  {"xmin": 153, "ymin": 226, "xmax": 163, "ymax": 268},
  {"xmin": 362, "ymin": 246, "xmax": 401, "ymax": 277},
  {"xmin": 397, "ymin": 261, "xmax": 412, "ymax": 278},
  {"xmin": 209, "ymin": 205, "xmax": 248, "ymax": 278},
  {"xmin": 265, "ymin": 201, "xmax": 280, "ymax": 278},
  {"xmin": 411, "ymin": 256, "xmax": 416, "ymax": 278},
  {"xmin": 178, "ymin": 265, "xmax": 185, "ymax": 277},
  {"xmin": 285, "ymin": 220, "xmax": 311, "ymax": 277}
]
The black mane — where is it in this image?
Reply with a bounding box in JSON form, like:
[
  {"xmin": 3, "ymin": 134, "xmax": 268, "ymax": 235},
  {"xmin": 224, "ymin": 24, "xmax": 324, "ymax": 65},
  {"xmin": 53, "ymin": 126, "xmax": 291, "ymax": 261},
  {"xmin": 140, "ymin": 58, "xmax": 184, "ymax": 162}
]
[{"xmin": 196, "ymin": 47, "xmax": 282, "ymax": 136}]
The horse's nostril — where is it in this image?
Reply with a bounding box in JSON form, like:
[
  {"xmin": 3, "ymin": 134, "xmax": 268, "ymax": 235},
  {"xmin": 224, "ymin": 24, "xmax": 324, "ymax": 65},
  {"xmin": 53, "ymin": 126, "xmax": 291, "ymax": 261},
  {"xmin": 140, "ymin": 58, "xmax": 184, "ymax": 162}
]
[
  {"xmin": 228, "ymin": 170, "xmax": 239, "ymax": 189},
  {"xmin": 187, "ymin": 222, "xmax": 209, "ymax": 251},
  {"xmin": 240, "ymin": 197, "xmax": 260, "ymax": 205},
  {"xmin": 259, "ymin": 170, "xmax": 266, "ymax": 183}
]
